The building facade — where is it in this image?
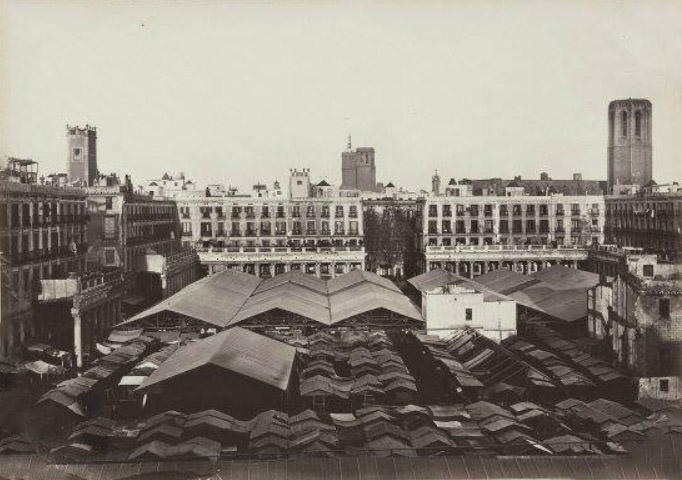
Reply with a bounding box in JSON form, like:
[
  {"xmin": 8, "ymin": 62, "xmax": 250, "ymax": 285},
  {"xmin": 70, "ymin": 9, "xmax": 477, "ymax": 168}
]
[
  {"xmin": 177, "ymin": 195, "xmax": 366, "ymax": 278},
  {"xmin": 607, "ymin": 99, "xmax": 652, "ymax": 192},
  {"xmin": 586, "ymin": 249, "xmax": 681, "ymax": 400},
  {"xmin": 66, "ymin": 125, "xmax": 98, "ymax": 186},
  {"xmin": 0, "ymin": 159, "xmax": 89, "ymax": 359},
  {"xmin": 85, "ymin": 174, "xmax": 198, "ymax": 312},
  {"xmin": 604, "ymin": 192, "xmax": 682, "ymax": 261},
  {"xmin": 417, "ymin": 183, "xmax": 605, "ymax": 277}
]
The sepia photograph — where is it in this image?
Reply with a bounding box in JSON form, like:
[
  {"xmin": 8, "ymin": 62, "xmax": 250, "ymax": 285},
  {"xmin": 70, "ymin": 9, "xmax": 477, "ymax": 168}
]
[{"xmin": 0, "ymin": 1, "xmax": 681, "ymax": 478}]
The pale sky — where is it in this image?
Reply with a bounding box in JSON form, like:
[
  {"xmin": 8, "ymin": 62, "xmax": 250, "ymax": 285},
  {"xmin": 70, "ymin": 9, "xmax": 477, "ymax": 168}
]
[{"xmin": 2, "ymin": 0, "xmax": 682, "ymax": 192}]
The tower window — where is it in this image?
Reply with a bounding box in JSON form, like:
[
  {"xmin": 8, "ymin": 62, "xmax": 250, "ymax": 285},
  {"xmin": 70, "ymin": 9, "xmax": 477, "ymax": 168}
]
[
  {"xmin": 465, "ymin": 308, "xmax": 473, "ymax": 321},
  {"xmin": 621, "ymin": 111, "xmax": 628, "ymax": 136},
  {"xmin": 635, "ymin": 111, "xmax": 642, "ymax": 136},
  {"xmin": 73, "ymin": 148, "xmax": 81, "ymax": 157}
]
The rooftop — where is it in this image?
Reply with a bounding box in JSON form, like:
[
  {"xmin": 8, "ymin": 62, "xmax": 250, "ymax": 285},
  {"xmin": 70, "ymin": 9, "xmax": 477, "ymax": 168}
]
[
  {"xmin": 475, "ymin": 266, "xmax": 600, "ymax": 322},
  {"xmin": 120, "ymin": 269, "xmax": 424, "ymax": 329}
]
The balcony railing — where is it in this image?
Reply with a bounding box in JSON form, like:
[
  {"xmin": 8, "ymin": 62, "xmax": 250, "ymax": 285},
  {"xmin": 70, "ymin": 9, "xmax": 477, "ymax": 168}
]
[
  {"xmin": 197, "ymin": 245, "xmax": 365, "ymax": 254},
  {"xmin": 426, "ymin": 244, "xmax": 584, "ymax": 253}
]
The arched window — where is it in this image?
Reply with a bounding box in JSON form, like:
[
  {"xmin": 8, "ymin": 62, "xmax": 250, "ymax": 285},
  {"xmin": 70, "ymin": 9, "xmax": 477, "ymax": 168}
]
[
  {"xmin": 621, "ymin": 111, "xmax": 628, "ymax": 136},
  {"xmin": 635, "ymin": 111, "xmax": 642, "ymax": 136}
]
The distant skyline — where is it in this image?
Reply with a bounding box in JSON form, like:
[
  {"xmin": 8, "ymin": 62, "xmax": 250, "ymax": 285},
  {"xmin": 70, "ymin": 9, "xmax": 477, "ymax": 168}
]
[{"xmin": 2, "ymin": 1, "xmax": 682, "ymax": 191}]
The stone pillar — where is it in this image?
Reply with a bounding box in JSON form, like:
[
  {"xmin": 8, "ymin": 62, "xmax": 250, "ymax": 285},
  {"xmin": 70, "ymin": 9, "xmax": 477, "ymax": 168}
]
[
  {"xmin": 73, "ymin": 310, "xmax": 83, "ymax": 369},
  {"xmin": 160, "ymin": 270, "xmax": 168, "ymax": 298},
  {"xmin": 469, "ymin": 262, "xmax": 474, "ymax": 278}
]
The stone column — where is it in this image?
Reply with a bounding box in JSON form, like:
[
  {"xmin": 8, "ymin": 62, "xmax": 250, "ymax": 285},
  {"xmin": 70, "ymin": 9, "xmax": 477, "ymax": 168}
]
[{"xmin": 73, "ymin": 310, "xmax": 83, "ymax": 369}]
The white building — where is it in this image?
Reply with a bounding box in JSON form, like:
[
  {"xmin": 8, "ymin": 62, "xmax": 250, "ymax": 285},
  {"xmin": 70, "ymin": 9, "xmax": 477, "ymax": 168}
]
[{"xmin": 408, "ymin": 269, "xmax": 517, "ymax": 342}]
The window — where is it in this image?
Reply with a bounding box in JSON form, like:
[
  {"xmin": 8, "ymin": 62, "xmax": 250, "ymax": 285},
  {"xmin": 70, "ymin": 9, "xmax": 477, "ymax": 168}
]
[
  {"xmin": 428, "ymin": 205, "xmax": 438, "ymax": 217},
  {"xmin": 73, "ymin": 148, "xmax": 81, "ymax": 157},
  {"xmin": 643, "ymin": 264, "xmax": 654, "ymax": 277},
  {"xmin": 635, "ymin": 111, "xmax": 642, "ymax": 136},
  {"xmin": 659, "ymin": 298, "xmax": 670, "ymax": 318},
  {"xmin": 104, "ymin": 248, "xmax": 116, "ymax": 265},
  {"xmin": 428, "ymin": 220, "xmax": 438, "ymax": 234},
  {"xmin": 659, "ymin": 379, "xmax": 669, "ymax": 393},
  {"xmin": 442, "ymin": 205, "xmax": 452, "ymax": 217},
  {"xmin": 465, "ymin": 308, "xmax": 473, "ymax": 321},
  {"xmin": 335, "ymin": 206, "xmax": 344, "ymax": 217},
  {"xmin": 349, "ymin": 221, "xmax": 358, "ymax": 235},
  {"xmin": 349, "ymin": 206, "xmax": 358, "ymax": 218},
  {"xmin": 103, "ymin": 216, "xmax": 117, "ymax": 240},
  {"xmin": 105, "ymin": 197, "xmax": 113, "ymax": 210},
  {"xmin": 182, "ymin": 222, "xmax": 192, "ymax": 234},
  {"xmin": 621, "ymin": 111, "xmax": 628, "ymax": 136},
  {"xmin": 200, "ymin": 223, "xmax": 212, "ymax": 236},
  {"xmin": 500, "ymin": 220, "xmax": 509, "ymax": 233}
]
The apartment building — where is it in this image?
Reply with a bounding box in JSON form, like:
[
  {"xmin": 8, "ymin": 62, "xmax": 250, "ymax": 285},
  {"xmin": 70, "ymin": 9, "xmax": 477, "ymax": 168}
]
[
  {"xmin": 417, "ymin": 175, "xmax": 606, "ymax": 277},
  {"xmin": 85, "ymin": 173, "xmax": 198, "ymax": 312},
  {"xmin": 0, "ymin": 159, "xmax": 89, "ymax": 358},
  {"xmin": 605, "ymin": 191, "xmax": 682, "ymax": 261},
  {"xmin": 177, "ymin": 193, "xmax": 365, "ymax": 279}
]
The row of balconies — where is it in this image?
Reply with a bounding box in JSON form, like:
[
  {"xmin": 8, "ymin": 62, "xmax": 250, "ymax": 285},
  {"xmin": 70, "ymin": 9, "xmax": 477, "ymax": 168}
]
[
  {"xmin": 2, "ymin": 244, "xmax": 87, "ymax": 265},
  {"xmin": 2, "ymin": 214, "xmax": 90, "ymax": 229},
  {"xmin": 196, "ymin": 228, "xmax": 358, "ymax": 237},
  {"xmin": 191, "ymin": 209, "xmax": 360, "ymax": 220},
  {"xmin": 196, "ymin": 245, "xmax": 365, "ymax": 254},
  {"xmin": 426, "ymin": 208, "xmax": 590, "ymax": 218},
  {"xmin": 425, "ymin": 244, "xmax": 584, "ymax": 252}
]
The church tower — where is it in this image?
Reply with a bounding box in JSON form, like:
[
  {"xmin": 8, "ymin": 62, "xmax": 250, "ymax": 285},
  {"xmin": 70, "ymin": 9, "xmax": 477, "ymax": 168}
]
[
  {"xmin": 607, "ymin": 99, "xmax": 652, "ymax": 192},
  {"xmin": 66, "ymin": 124, "xmax": 98, "ymax": 186}
]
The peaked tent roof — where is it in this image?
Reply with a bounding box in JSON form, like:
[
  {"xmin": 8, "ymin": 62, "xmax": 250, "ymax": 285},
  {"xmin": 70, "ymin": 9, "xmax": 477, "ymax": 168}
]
[
  {"xmin": 138, "ymin": 327, "xmax": 296, "ymax": 392},
  {"xmin": 119, "ymin": 270, "xmax": 261, "ymax": 328},
  {"xmin": 475, "ymin": 265, "xmax": 600, "ymax": 322},
  {"xmin": 119, "ymin": 269, "xmax": 423, "ymax": 329}
]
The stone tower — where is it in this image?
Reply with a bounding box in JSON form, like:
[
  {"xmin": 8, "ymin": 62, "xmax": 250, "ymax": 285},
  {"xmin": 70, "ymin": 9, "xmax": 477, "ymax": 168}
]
[
  {"xmin": 289, "ymin": 168, "xmax": 311, "ymax": 198},
  {"xmin": 341, "ymin": 140, "xmax": 377, "ymax": 192},
  {"xmin": 607, "ymin": 99, "xmax": 652, "ymax": 192},
  {"xmin": 66, "ymin": 124, "xmax": 98, "ymax": 186}
]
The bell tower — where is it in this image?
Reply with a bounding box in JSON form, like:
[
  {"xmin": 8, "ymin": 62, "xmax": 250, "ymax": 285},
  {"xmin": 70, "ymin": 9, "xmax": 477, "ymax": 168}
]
[
  {"xmin": 607, "ymin": 99, "xmax": 652, "ymax": 192},
  {"xmin": 66, "ymin": 124, "xmax": 98, "ymax": 186}
]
